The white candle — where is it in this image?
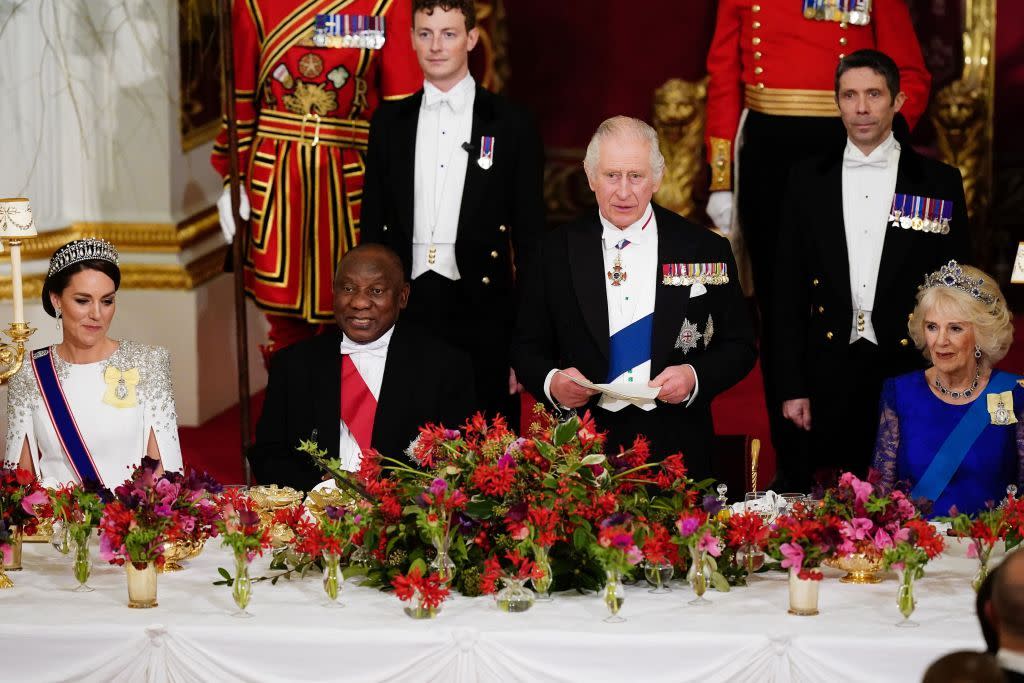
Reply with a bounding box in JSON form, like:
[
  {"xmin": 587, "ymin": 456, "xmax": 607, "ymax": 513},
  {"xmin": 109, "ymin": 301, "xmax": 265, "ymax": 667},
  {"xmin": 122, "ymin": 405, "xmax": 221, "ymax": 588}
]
[{"xmin": 10, "ymin": 241, "xmax": 25, "ymax": 324}]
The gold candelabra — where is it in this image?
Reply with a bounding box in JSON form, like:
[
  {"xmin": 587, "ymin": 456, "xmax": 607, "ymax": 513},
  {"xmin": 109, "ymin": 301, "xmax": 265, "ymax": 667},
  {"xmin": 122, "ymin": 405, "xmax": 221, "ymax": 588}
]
[{"xmin": 1, "ymin": 200, "xmax": 40, "ymax": 384}]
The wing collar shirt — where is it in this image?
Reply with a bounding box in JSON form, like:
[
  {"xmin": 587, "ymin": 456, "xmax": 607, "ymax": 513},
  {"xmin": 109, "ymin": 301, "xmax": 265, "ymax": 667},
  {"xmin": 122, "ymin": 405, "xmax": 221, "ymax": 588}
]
[
  {"xmin": 412, "ymin": 73, "xmax": 476, "ymax": 281},
  {"xmin": 998, "ymin": 650, "xmax": 1024, "ymax": 676},
  {"xmin": 543, "ymin": 204, "xmax": 698, "ymax": 410},
  {"xmin": 337, "ymin": 325, "xmax": 393, "ymax": 471},
  {"xmin": 842, "ymin": 131, "xmax": 900, "ymax": 345}
]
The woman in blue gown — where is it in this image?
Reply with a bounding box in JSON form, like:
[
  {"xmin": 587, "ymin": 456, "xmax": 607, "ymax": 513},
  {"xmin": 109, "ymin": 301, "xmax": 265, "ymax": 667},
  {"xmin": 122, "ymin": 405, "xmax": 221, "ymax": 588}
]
[{"xmin": 872, "ymin": 262, "xmax": 1022, "ymax": 516}]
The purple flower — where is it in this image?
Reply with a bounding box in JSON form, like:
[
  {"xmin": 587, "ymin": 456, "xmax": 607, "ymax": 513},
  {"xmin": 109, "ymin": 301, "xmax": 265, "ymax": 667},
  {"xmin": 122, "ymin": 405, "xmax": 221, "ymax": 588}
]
[
  {"xmin": 676, "ymin": 515, "xmax": 700, "ymax": 537},
  {"xmin": 325, "ymin": 505, "xmax": 343, "ymax": 521},
  {"xmin": 505, "ymin": 502, "xmax": 528, "ymax": 523},
  {"xmin": 443, "ymin": 429, "xmax": 461, "ymax": 440},
  {"xmin": 429, "ymin": 479, "xmax": 448, "ymax": 496},
  {"xmin": 497, "ymin": 451, "xmax": 515, "ymax": 469},
  {"xmin": 601, "ymin": 512, "xmax": 631, "ymax": 529},
  {"xmin": 504, "ymin": 437, "xmax": 527, "ymax": 458},
  {"xmin": 702, "ymin": 495, "xmax": 724, "ymax": 515},
  {"xmin": 237, "ymin": 510, "xmax": 260, "ymax": 528}
]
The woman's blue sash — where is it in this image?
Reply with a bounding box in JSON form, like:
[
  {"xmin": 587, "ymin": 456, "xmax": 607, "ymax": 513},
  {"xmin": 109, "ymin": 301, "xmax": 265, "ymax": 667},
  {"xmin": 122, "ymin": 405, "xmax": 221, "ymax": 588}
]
[
  {"xmin": 911, "ymin": 372, "xmax": 1018, "ymax": 503},
  {"xmin": 30, "ymin": 348, "xmax": 103, "ymax": 486}
]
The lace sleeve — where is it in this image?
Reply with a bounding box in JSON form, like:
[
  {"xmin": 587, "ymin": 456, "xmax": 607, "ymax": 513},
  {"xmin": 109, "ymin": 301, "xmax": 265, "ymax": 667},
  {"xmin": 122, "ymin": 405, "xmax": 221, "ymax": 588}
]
[
  {"xmin": 871, "ymin": 378, "xmax": 900, "ymax": 491},
  {"xmin": 4, "ymin": 360, "xmax": 39, "ymax": 470}
]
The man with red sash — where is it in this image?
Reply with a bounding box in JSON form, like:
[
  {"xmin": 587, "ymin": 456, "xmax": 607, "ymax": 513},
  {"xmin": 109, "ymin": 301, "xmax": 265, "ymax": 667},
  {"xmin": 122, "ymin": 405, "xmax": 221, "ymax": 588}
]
[
  {"xmin": 212, "ymin": 0, "xmax": 421, "ymax": 357},
  {"xmin": 704, "ymin": 0, "xmax": 931, "ymax": 487},
  {"xmin": 249, "ymin": 244, "xmax": 475, "ymax": 490}
]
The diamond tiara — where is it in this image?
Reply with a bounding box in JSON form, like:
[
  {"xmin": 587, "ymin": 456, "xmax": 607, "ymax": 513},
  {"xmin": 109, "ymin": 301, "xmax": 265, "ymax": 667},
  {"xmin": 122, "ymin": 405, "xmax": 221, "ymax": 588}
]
[
  {"xmin": 46, "ymin": 238, "xmax": 120, "ymax": 279},
  {"xmin": 920, "ymin": 260, "xmax": 997, "ymax": 305}
]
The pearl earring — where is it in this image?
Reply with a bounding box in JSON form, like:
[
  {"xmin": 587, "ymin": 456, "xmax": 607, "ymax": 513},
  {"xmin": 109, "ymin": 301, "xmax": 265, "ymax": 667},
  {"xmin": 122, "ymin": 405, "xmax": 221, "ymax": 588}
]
[{"xmin": 56, "ymin": 309, "xmax": 62, "ymax": 334}]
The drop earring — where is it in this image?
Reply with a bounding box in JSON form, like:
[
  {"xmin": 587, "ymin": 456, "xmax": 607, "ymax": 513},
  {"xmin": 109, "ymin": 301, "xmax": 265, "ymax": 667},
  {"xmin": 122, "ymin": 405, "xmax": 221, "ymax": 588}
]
[
  {"xmin": 55, "ymin": 309, "xmax": 62, "ymax": 334},
  {"xmin": 975, "ymin": 344, "xmax": 982, "ymax": 359}
]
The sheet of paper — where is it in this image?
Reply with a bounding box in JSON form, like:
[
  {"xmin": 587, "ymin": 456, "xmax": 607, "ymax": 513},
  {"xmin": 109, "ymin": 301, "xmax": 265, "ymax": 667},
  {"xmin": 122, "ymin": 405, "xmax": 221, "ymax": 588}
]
[{"xmin": 559, "ymin": 372, "xmax": 661, "ymax": 402}]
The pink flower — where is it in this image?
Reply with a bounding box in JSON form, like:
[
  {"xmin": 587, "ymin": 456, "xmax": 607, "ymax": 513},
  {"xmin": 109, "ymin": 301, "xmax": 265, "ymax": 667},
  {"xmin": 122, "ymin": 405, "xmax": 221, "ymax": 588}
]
[
  {"xmin": 697, "ymin": 532, "xmax": 722, "ymax": 557},
  {"xmin": 893, "ymin": 527, "xmax": 911, "ymax": 544},
  {"xmin": 873, "ymin": 528, "xmax": 894, "ymax": 550},
  {"xmin": 20, "ymin": 489, "xmax": 48, "ymax": 516},
  {"xmin": 627, "ymin": 546, "xmax": 644, "ymax": 566},
  {"xmin": 838, "ymin": 539, "xmax": 856, "ymax": 556},
  {"xmin": 967, "ymin": 542, "xmax": 979, "ymax": 559},
  {"xmin": 894, "ymin": 494, "xmax": 917, "ymax": 520},
  {"xmin": 1, "ymin": 543, "xmax": 11, "ymax": 566},
  {"xmin": 842, "ymin": 518, "xmax": 873, "ymax": 541},
  {"xmin": 676, "ymin": 514, "xmax": 701, "ymax": 538},
  {"xmin": 510, "ymin": 526, "xmax": 529, "ymax": 541},
  {"xmin": 98, "ymin": 533, "xmax": 120, "ymax": 562},
  {"xmin": 780, "ymin": 542, "xmax": 804, "ymax": 573}
]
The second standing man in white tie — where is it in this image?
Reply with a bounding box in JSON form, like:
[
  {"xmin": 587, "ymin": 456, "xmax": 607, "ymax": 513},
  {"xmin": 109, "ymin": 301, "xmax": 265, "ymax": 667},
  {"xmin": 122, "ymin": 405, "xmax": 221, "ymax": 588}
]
[{"xmin": 360, "ymin": 0, "xmax": 545, "ymax": 420}]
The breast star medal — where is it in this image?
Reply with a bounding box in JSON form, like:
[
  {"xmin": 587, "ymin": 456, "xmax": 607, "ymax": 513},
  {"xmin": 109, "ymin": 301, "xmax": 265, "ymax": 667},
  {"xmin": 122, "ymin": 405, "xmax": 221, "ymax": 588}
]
[
  {"xmin": 298, "ymin": 52, "xmax": 325, "ymax": 78},
  {"xmin": 607, "ymin": 252, "xmax": 627, "ymax": 286},
  {"xmin": 674, "ymin": 318, "xmax": 702, "ymax": 355}
]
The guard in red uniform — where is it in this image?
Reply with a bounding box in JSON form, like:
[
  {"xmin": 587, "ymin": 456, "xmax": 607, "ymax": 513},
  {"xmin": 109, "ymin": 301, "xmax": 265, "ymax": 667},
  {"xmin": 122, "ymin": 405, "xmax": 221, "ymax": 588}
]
[
  {"xmin": 212, "ymin": 0, "xmax": 421, "ymax": 356},
  {"xmin": 704, "ymin": 0, "xmax": 931, "ymax": 488}
]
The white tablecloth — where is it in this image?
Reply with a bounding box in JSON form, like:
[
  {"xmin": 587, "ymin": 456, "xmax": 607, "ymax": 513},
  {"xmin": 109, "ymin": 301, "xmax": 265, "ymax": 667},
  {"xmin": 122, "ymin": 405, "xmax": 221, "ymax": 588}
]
[{"xmin": 0, "ymin": 540, "xmax": 989, "ymax": 683}]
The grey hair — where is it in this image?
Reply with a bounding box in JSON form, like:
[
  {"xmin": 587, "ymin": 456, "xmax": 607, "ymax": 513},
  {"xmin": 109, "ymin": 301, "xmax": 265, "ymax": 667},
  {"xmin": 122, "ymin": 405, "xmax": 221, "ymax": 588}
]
[{"xmin": 583, "ymin": 116, "xmax": 665, "ymax": 181}]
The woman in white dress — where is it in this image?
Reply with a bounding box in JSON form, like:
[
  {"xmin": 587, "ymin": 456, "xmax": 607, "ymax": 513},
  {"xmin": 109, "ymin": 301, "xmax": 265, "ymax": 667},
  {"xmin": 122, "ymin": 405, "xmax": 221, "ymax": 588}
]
[{"xmin": 4, "ymin": 238, "xmax": 182, "ymax": 488}]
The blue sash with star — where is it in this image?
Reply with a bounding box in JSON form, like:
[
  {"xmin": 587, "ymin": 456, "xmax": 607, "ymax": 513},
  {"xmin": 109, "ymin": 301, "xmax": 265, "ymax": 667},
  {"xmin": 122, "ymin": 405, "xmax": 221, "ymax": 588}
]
[
  {"xmin": 911, "ymin": 372, "xmax": 1018, "ymax": 503},
  {"xmin": 607, "ymin": 314, "xmax": 653, "ymax": 382},
  {"xmin": 30, "ymin": 348, "xmax": 103, "ymax": 486}
]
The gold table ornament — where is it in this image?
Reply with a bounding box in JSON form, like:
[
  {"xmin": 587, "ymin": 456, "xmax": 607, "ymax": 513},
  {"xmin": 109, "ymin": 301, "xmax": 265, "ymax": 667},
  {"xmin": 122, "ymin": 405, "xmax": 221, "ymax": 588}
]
[
  {"xmin": 0, "ymin": 198, "xmax": 39, "ymax": 384},
  {"xmin": 247, "ymin": 485, "xmax": 305, "ymax": 547}
]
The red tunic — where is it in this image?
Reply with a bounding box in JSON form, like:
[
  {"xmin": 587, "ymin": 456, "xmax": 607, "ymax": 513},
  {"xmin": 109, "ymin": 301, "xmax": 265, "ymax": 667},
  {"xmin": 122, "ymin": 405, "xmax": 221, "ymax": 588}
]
[
  {"xmin": 705, "ymin": 0, "xmax": 931, "ymax": 190},
  {"xmin": 212, "ymin": 0, "xmax": 420, "ymax": 322}
]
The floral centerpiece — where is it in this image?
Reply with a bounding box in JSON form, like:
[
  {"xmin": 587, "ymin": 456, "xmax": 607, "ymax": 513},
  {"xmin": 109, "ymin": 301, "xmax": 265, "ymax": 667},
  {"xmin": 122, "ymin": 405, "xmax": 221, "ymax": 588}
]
[
  {"xmin": 213, "ymin": 488, "xmax": 272, "ymax": 614},
  {"xmin": 938, "ymin": 494, "xmax": 1024, "ymax": 592},
  {"xmin": 392, "ymin": 563, "xmax": 450, "ymax": 619},
  {"xmin": 766, "ymin": 502, "xmax": 844, "ymax": 616},
  {"xmin": 480, "ymin": 549, "xmax": 543, "ymax": 612},
  {"xmin": 590, "ymin": 512, "xmax": 644, "ymax": 621},
  {"xmin": 98, "ymin": 461, "xmax": 200, "ymax": 607},
  {"xmin": 48, "ymin": 481, "xmax": 111, "ymax": 590},
  {"xmin": 881, "ymin": 519, "xmax": 945, "ymax": 625},
  {"xmin": 674, "ymin": 502, "xmax": 729, "ymax": 604},
  {"xmin": 724, "ymin": 509, "xmax": 770, "ymax": 581},
  {"xmin": 0, "ymin": 467, "xmax": 47, "ymax": 579},
  {"xmin": 159, "ymin": 468, "xmax": 223, "ymax": 570},
  {"xmin": 819, "ymin": 472, "xmax": 920, "ymax": 583}
]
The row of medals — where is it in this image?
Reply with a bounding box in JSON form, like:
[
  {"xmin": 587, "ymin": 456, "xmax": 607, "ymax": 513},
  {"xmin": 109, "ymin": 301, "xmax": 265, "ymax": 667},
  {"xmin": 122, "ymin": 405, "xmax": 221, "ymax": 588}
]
[
  {"xmin": 802, "ymin": 0, "xmax": 871, "ymax": 25},
  {"xmin": 312, "ymin": 30, "xmax": 385, "ymax": 50},
  {"xmin": 889, "ymin": 212, "xmax": 952, "ymax": 235}
]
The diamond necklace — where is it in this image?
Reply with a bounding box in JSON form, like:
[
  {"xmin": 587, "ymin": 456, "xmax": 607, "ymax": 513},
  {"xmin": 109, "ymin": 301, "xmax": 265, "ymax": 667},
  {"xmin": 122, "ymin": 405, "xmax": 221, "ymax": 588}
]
[{"xmin": 934, "ymin": 367, "xmax": 981, "ymax": 399}]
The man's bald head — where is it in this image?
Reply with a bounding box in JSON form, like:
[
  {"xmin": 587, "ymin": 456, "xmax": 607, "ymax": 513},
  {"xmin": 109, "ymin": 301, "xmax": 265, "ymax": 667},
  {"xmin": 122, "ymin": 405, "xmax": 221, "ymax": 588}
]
[
  {"xmin": 992, "ymin": 547, "xmax": 1024, "ymax": 641},
  {"xmin": 333, "ymin": 244, "xmax": 410, "ymax": 343}
]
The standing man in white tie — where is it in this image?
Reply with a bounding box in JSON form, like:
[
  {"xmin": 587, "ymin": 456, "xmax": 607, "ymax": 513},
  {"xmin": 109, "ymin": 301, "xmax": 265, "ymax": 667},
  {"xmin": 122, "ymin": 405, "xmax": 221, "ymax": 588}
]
[
  {"xmin": 249, "ymin": 244, "xmax": 476, "ymax": 490},
  {"xmin": 360, "ymin": 0, "xmax": 544, "ymax": 420},
  {"xmin": 513, "ymin": 116, "xmax": 755, "ymax": 481},
  {"xmin": 771, "ymin": 50, "xmax": 970, "ymax": 489}
]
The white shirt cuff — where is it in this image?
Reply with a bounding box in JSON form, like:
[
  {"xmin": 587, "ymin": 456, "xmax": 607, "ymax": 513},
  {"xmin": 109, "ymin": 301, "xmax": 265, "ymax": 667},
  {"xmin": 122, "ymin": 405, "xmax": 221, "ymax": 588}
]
[
  {"xmin": 684, "ymin": 364, "xmax": 699, "ymax": 407},
  {"xmin": 543, "ymin": 368, "xmax": 561, "ymax": 407}
]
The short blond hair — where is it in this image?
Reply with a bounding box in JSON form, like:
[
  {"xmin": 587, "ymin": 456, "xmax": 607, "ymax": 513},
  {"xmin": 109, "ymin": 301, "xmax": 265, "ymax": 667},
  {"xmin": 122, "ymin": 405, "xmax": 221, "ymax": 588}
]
[
  {"xmin": 908, "ymin": 264, "xmax": 1014, "ymax": 366},
  {"xmin": 583, "ymin": 116, "xmax": 665, "ymax": 181}
]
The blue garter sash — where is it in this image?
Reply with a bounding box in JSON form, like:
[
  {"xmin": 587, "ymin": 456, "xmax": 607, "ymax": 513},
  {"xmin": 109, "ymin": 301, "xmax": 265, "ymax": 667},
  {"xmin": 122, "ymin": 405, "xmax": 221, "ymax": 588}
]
[
  {"xmin": 607, "ymin": 314, "xmax": 653, "ymax": 382},
  {"xmin": 31, "ymin": 348, "xmax": 103, "ymax": 486},
  {"xmin": 911, "ymin": 372, "xmax": 1018, "ymax": 502}
]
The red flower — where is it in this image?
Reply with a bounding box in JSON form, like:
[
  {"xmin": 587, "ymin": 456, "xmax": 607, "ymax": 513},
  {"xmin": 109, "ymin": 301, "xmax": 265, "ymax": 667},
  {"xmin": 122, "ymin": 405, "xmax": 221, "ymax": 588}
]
[
  {"xmin": 471, "ymin": 463, "xmax": 516, "ymax": 497},
  {"xmin": 661, "ymin": 453, "xmax": 688, "ymax": 481},
  {"xmin": 906, "ymin": 519, "xmax": 945, "ymax": 558},
  {"xmin": 391, "ymin": 566, "xmax": 450, "ymax": 609},
  {"xmin": 726, "ymin": 511, "xmax": 769, "ymax": 549},
  {"xmin": 480, "ymin": 556, "xmax": 502, "ymax": 594}
]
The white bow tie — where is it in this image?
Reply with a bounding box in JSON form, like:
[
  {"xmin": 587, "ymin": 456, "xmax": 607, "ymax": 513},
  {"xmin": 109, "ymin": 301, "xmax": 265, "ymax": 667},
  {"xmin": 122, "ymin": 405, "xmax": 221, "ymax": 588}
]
[
  {"xmin": 339, "ymin": 336, "xmax": 389, "ymax": 358},
  {"xmin": 843, "ymin": 150, "xmax": 889, "ymax": 169},
  {"xmin": 424, "ymin": 88, "xmax": 465, "ymax": 112}
]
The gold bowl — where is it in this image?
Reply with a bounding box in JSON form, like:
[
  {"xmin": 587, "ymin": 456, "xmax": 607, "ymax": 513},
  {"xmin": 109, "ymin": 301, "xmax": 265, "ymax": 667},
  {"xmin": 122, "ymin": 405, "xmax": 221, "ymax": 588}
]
[
  {"xmin": 160, "ymin": 536, "xmax": 206, "ymax": 572},
  {"xmin": 22, "ymin": 517, "xmax": 55, "ymax": 544},
  {"xmin": 824, "ymin": 551, "xmax": 885, "ymax": 584},
  {"xmin": 247, "ymin": 485, "xmax": 305, "ymax": 510}
]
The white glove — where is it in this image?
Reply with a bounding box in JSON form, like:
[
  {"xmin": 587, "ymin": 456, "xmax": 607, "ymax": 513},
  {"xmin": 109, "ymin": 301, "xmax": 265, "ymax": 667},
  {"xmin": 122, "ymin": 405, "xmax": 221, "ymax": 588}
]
[
  {"xmin": 216, "ymin": 185, "xmax": 250, "ymax": 244},
  {"xmin": 706, "ymin": 190, "xmax": 734, "ymax": 236}
]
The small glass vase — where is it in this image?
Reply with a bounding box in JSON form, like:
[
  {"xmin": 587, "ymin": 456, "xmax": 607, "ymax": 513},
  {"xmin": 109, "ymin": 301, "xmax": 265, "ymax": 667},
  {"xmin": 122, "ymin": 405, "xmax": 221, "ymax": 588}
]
[
  {"xmin": 322, "ymin": 552, "xmax": 343, "ymax": 607},
  {"xmin": 896, "ymin": 568, "xmax": 918, "ymax": 627},
  {"xmin": 497, "ymin": 577, "xmax": 536, "ymax": 613},
  {"xmin": 687, "ymin": 545, "xmax": 711, "ymax": 606},
  {"xmin": 403, "ymin": 589, "xmax": 440, "ymax": 619},
  {"xmin": 430, "ymin": 530, "xmax": 456, "ymax": 586},
  {"xmin": 788, "ymin": 569, "xmax": 820, "ymax": 616},
  {"xmin": 126, "ymin": 561, "xmax": 158, "ymax": 608},
  {"xmin": 531, "ymin": 545, "xmax": 553, "ymax": 601},
  {"xmin": 6, "ymin": 526, "xmax": 23, "ymax": 571},
  {"xmin": 602, "ymin": 570, "xmax": 626, "ymax": 623},
  {"xmin": 644, "ymin": 561, "xmax": 674, "ymax": 594},
  {"xmin": 736, "ymin": 543, "xmax": 765, "ymax": 578},
  {"xmin": 51, "ymin": 518, "xmax": 71, "ymax": 555},
  {"xmin": 971, "ymin": 542, "xmax": 993, "ymax": 593},
  {"xmin": 71, "ymin": 527, "xmax": 94, "ymax": 592},
  {"xmin": 231, "ymin": 551, "xmax": 253, "ymax": 617}
]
